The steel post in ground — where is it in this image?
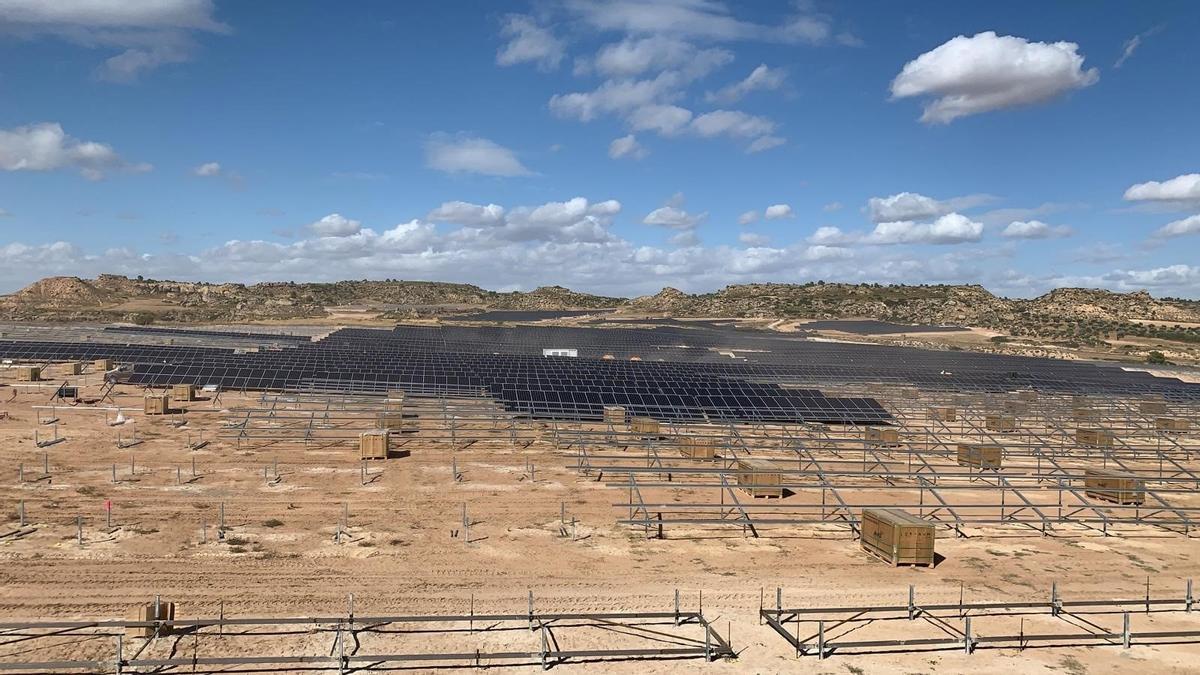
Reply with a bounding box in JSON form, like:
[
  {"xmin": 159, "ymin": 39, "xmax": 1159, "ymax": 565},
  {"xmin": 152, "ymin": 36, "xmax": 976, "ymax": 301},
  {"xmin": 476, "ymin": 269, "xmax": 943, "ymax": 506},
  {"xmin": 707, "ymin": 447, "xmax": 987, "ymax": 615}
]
[{"xmin": 540, "ymin": 623, "xmax": 549, "ymax": 670}]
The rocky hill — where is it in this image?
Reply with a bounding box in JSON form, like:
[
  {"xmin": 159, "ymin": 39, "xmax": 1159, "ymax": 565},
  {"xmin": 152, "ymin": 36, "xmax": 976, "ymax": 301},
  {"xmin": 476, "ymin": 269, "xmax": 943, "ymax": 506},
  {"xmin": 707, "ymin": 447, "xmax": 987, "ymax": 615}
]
[
  {"xmin": 2, "ymin": 277, "xmax": 1198, "ymax": 342},
  {"xmin": 0, "ymin": 275, "xmax": 623, "ymax": 323},
  {"xmin": 628, "ymin": 283, "xmax": 1011, "ymax": 324},
  {"xmin": 1025, "ymin": 288, "xmax": 1196, "ymax": 322}
]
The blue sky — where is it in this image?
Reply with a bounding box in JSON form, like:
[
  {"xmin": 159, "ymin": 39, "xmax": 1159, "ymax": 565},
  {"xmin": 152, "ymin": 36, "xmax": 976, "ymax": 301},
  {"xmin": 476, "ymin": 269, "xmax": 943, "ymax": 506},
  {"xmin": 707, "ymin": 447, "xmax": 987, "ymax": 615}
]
[{"xmin": 1, "ymin": 0, "xmax": 1198, "ymax": 297}]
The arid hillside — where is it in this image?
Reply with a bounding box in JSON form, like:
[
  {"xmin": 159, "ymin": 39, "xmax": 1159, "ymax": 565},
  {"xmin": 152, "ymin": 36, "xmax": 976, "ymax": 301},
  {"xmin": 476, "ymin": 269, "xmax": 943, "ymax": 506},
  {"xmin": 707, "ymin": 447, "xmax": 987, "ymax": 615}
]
[
  {"xmin": 2, "ymin": 276, "xmax": 1199, "ymax": 360},
  {"xmin": 0, "ymin": 275, "xmax": 623, "ymax": 323}
]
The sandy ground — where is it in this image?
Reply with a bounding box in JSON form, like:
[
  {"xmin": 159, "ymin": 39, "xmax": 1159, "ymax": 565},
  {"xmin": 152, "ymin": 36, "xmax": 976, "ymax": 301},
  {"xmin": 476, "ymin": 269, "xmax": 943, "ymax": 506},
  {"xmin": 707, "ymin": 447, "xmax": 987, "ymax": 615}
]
[{"xmin": 1, "ymin": 374, "xmax": 1199, "ymax": 673}]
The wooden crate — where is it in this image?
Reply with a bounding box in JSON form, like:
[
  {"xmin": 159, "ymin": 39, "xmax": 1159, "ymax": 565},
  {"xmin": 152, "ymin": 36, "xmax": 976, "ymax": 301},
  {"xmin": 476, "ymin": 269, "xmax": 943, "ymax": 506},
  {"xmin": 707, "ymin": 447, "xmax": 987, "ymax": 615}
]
[
  {"xmin": 603, "ymin": 405, "xmax": 627, "ymax": 425},
  {"xmin": 1140, "ymin": 401, "xmax": 1168, "ymax": 415},
  {"xmin": 144, "ymin": 394, "xmax": 170, "ymax": 415},
  {"xmin": 1003, "ymin": 400, "xmax": 1029, "ymax": 416},
  {"xmin": 126, "ymin": 601, "xmax": 175, "ymax": 639},
  {"xmin": 930, "ymin": 406, "xmax": 956, "ymax": 422},
  {"xmin": 678, "ymin": 435, "xmax": 717, "ymax": 460},
  {"xmin": 94, "ymin": 358, "xmax": 114, "ymax": 371},
  {"xmin": 736, "ymin": 458, "xmax": 783, "ymax": 497},
  {"xmin": 1016, "ymin": 390, "xmax": 1038, "ymax": 402},
  {"xmin": 985, "ymin": 415, "xmax": 1017, "ymax": 432},
  {"xmin": 360, "ymin": 431, "xmax": 390, "ymax": 460},
  {"xmin": 16, "ymin": 366, "xmax": 40, "ymax": 382},
  {"xmin": 1084, "ymin": 469, "xmax": 1145, "ymax": 505},
  {"xmin": 171, "ymin": 383, "xmax": 196, "ymax": 402},
  {"xmin": 1076, "ymin": 427, "xmax": 1114, "ymax": 448},
  {"xmin": 1156, "ymin": 417, "xmax": 1190, "ymax": 433},
  {"xmin": 630, "ymin": 416, "xmax": 661, "ymax": 436},
  {"xmin": 376, "ymin": 412, "xmax": 407, "ymax": 430},
  {"xmin": 953, "ymin": 395, "xmax": 973, "ymax": 407},
  {"xmin": 860, "ymin": 509, "xmax": 935, "ymax": 567},
  {"xmin": 385, "ymin": 390, "xmax": 406, "ymax": 409},
  {"xmin": 1073, "ymin": 407, "xmax": 1100, "ymax": 422},
  {"xmin": 957, "ymin": 443, "xmax": 1003, "ymax": 470},
  {"xmin": 900, "ymin": 387, "xmax": 919, "ymax": 400},
  {"xmin": 64, "ymin": 362, "xmax": 85, "ymax": 375},
  {"xmin": 865, "ymin": 427, "xmax": 900, "ymax": 447}
]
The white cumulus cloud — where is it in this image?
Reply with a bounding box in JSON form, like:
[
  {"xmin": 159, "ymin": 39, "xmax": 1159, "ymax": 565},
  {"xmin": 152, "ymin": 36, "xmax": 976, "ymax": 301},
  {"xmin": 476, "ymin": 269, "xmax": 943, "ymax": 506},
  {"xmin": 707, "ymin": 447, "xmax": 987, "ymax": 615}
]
[
  {"xmin": 644, "ymin": 205, "xmax": 705, "ymax": 230},
  {"xmin": 1001, "ymin": 220, "xmax": 1073, "ymax": 239},
  {"xmin": 737, "ymin": 210, "xmax": 759, "ymax": 225},
  {"xmin": 0, "ymin": 0, "xmax": 228, "ymax": 82},
  {"xmin": 193, "ymin": 161, "xmax": 221, "ymax": 177},
  {"xmin": 764, "ymin": 204, "xmax": 793, "ymax": 220},
  {"xmin": 867, "ymin": 191, "xmax": 993, "ymax": 222},
  {"xmin": 608, "ymin": 134, "xmax": 648, "ymax": 160},
  {"xmin": 496, "ymin": 14, "xmax": 564, "ymax": 70},
  {"xmin": 1124, "ymin": 173, "xmax": 1200, "ymax": 207},
  {"xmin": 424, "ymin": 134, "xmax": 531, "ymax": 177},
  {"xmin": 890, "ymin": 31, "xmax": 1099, "ymax": 124},
  {"xmin": 0, "ymin": 121, "xmax": 151, "ymax": 179},
  {"xmin": 808, "ymin": 226, "xmax": 856, "ymax": 245},
  {"xmin": 865, "ymin": 213, "xmax": 984, "ymax": 245},
  {"xmin": 628, "ymin": 104, "xmax": 693, "ymax": 135},
  {"xmin": 550, "ymin": 72, "xmax": 687, "ymax": 122},
  {"xmin": 493, "ymin": 197, "xmax": 622, "ymax": 243},
  {"xmin": 426, "ymin": 201, "xmax": 506, "ymax": 227},
  {"xmin": 643, "ymin": 193, "xmax": 706, "ymax": 230},
  {"xmin": 867, "ymin": 192, "xmax": 943, "ymax": 222},
  {"xmin": 307, "ymin": 213, "xmax": 362, "ymax": 238},
  {"xmin": 1153, "ymin": 214, "xmax": 1200, "ymax": 239}
]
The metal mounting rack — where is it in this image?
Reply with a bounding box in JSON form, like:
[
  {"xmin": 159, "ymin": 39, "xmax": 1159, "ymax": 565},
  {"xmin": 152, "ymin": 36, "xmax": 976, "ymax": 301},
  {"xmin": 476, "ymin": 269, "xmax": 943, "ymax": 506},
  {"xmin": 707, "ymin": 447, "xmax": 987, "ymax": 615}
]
[
  {"xmin": 0, "ymin": 592, "xmax": 733, "ymax": 673},
  {"xmin": 760, "ymin": 581, "xmax": 1198, "ymax": 659}
]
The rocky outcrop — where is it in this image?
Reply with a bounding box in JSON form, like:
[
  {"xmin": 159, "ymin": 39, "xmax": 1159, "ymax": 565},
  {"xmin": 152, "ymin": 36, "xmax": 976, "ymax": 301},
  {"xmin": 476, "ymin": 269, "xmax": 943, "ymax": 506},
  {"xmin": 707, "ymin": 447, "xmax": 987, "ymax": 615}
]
[{"xmin": 2, "ymin": 276, "xmax": 1197, "ymax": 333}]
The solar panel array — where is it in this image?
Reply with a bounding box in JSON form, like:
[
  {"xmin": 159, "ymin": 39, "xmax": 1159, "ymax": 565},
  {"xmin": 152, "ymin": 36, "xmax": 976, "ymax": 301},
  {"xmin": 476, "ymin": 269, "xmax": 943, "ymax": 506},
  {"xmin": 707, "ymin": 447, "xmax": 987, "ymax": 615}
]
[
  {"xmin": 103, "ymin": 326, "xmax": 312, "ymax": 343},
  {"xmin": 795, "ymin": 320, "xmax": 968, "ymax": 335},
  {"xmin": 2, "ymin": 322, "xmax": 1198, "ymax": 424},
  {"xmin": 446, "ymin": 309, "xmax": 612, "ymax": 322}
]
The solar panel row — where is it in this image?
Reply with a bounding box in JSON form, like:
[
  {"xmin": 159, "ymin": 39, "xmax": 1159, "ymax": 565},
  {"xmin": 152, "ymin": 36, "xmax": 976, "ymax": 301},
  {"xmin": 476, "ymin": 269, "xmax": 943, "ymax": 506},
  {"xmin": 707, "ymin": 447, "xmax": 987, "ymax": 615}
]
[{"xmin": 2, "ymin": 320, "xmax": 1198, "ymax": 425}]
